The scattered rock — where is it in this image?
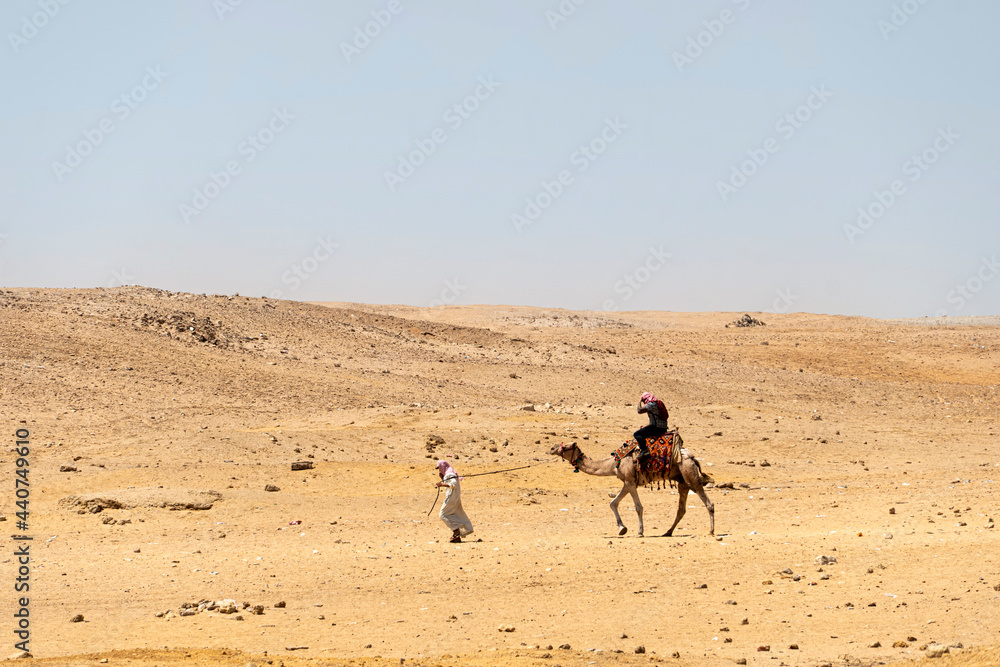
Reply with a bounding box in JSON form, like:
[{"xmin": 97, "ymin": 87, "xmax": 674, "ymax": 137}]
[
  {"xmin": 291, "ymin": 461, "xmax": 313, "ymax": 470},
  {"xmin": 497, "ymin": 624, "xmax": 515, "ymax": 632},
  {"xmin": 740, "ymin": 618, "xmax": 749, "ymax": 625},
  {"xmin": 70, "ymin": 614, "xmax": 84, "ymax": 622},
  {"xmin": 265, "ymin": 484, "xmax": 280, "ymax": 492},
  {"xmin": 60, "ymin": 488, "xmax": 221, "ymax": 511},
  {"xmin": 559, "ymin": 644, "xmax": 571, "ymax": 650},
  {"xmin": 893, "ymin": 641, "xmax": 909, "ymax": 648},
  {"xmin": 870, "ymin": 641, "xmax": 881, "ymax": 648},
  {"xmin": 925, "ymin": 644, "xmax": 949, "ymax": 658},
  {"xmin": 889, "ymin": 507, "xmax": 896, "ymax": 515},
  {"xmin": 8, "ymin": 651, "xmax": 32, "ymax": 660},
  {"xmin": 251, "ymin": 605, "xmax": 264, "ymax": 615},
  {"xmin": 695, "ymin": 583, "xmax": 707, "ymax": 589},
  {"xmin": 789, "ymin": 644, "xmax": 799, "ymax": 650},
  {"xmin": 815, "ymin": 555, "xmax": 837, "ymax": 565},
  {"xmin": 274, "ymin": 601, "xmax": 286, "ymax": 608},
  {"xmin": 757, "ymin": 645, "xmax": 770, "ymax": 652},
  {"xmin": 59, "ymin": 465, "xmax": 78, "ymax": 472},
  {"xmin": 727, "ymin": 314, "xmax": 766, "ymax": 328},
  {"xmin": 634, "ymin": 645, "xmax": 645, "ymax": 654},
  {"xmin": 735, "ymin": 660, "xmax": 747, "ymax": 666}
]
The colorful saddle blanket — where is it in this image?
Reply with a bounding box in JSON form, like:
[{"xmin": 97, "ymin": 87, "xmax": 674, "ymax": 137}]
[
  {"xmin": 613, "ymin": 431, "xmax": 682, "ymax": 478},
  {"xmin": 612, "ymin": 440, "xmax": 639, "ymax": 464}
]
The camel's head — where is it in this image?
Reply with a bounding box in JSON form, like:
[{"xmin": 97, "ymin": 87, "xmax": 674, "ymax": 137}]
[
  {"xmin": 549, "ymin": 441, "xmax": 571, "ymax": 457},
  {"xmin": 549, "ymin": 442, "xmax": 582, "ymax": 465}
]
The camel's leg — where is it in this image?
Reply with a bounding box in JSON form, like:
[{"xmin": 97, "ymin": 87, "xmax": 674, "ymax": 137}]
[
  {"xmin": 690, "ymin": 480, "xmax": 715, "ymax": 536},
  {"xmin": 664, "ymin": 483, "xmax": 688, "ymax": 537},
  {"xmin": 610, "ymin": 484, "xmax": 629, "ymax": 535},
  {"xmin": 679, "ymin": 457, "xmax": 716, "ymax": 536},
  {"xmin": 628, "ymin": 485, "xmax": 644, "ymax": 537}
]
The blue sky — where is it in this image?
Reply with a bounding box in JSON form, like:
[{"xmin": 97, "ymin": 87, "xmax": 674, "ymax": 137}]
[{"xmin": 1, "ymin": 0, "xmax": 998, "ymax": 317}]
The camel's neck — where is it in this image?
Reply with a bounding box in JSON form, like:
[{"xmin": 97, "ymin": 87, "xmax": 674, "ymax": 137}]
[{"xmin": 570, "ymin": 451, "xmax": 618, "ymax": 477}]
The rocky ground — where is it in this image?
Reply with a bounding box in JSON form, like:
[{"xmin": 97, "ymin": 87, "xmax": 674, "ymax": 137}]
[{"xmin": 1, "ymin": 286, "xmax": 998, "ymax": 666}]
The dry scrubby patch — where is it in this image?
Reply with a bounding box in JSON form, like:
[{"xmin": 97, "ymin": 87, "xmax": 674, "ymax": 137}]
[{"xmin": 59, "ymin": 488, "xmax": 222, "ymax": 513}]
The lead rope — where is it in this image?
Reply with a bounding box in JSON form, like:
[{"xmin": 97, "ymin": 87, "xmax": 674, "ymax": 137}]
[
  {"xmin": 426, "ymin": 459, "xmax": 553, "ymax": 516},
  {"xmin": 461, "ymin": 460, "xmax": 552, "ymax": 477},
  {"xmin": 426, "ymin": 486, "xmax": 441, "ymax": 516}
]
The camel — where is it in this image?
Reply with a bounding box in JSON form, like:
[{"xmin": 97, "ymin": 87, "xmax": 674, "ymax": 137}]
[{"xmin": 549, "ymin": 439, "xmax": 715, "ymax": 537}]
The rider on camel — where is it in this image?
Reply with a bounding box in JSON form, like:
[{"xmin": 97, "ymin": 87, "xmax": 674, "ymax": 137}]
[{"xmin": 635, "ymin": 391, "xmax": 669, "ymax": 458}]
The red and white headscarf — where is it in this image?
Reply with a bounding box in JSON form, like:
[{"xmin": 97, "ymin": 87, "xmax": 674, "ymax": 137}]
[
  {"xmin": 437, "ymin": 460, "xmax": 459, "ymax": 479},
  {"xmin": 641, "ymin": 392, "xmax": 656, "ymax": 404}
]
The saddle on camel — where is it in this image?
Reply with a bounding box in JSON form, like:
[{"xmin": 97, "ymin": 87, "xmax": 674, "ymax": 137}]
[{"xmin": 612, "ymin": 430, "xmax": 684, "ymax": 488}]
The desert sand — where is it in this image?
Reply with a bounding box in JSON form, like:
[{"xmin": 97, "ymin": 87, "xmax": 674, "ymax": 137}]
[{"xmin": 1, "ymin": 286, "xmax": 997, "ymax": 667}]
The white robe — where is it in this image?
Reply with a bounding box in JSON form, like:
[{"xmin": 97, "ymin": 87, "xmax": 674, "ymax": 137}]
[{"xmin": 439, "ymin": 473, "xmax": 473, "ymax": 536}]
